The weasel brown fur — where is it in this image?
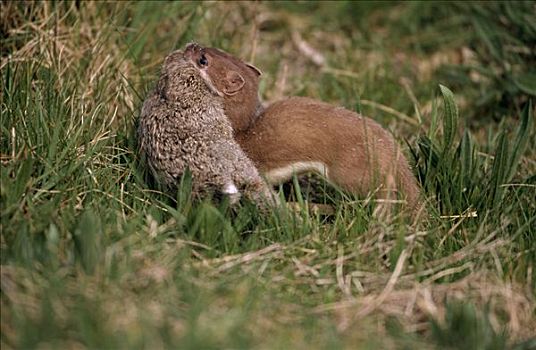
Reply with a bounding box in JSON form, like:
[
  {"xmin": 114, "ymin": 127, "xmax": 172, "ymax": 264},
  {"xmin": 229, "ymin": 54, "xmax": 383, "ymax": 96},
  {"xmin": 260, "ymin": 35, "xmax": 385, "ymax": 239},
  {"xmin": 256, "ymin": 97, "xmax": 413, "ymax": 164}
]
[{"xmin": 236, "ymin": 97, "xmax": 421, "ymax": 211}]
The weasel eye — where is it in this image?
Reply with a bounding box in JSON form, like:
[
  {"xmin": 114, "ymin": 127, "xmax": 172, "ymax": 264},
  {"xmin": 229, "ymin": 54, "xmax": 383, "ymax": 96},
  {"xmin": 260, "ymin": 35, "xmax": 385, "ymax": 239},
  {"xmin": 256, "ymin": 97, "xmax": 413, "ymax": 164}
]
[{"xmin": 198, "ymin": 54, "xmax": 208, "ymax": 67}]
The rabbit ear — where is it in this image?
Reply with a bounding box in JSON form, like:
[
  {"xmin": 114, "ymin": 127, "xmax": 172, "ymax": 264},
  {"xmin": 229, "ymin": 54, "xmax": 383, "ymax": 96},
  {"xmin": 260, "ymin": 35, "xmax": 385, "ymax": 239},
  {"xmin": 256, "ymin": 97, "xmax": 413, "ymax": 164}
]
[
  {"xmin": 223, "ymin": 71, "xmax": 245, "ymax": 95},
  {"xmin": 246, "ymin": 63, "xmax": 262, "ymax": 76}
]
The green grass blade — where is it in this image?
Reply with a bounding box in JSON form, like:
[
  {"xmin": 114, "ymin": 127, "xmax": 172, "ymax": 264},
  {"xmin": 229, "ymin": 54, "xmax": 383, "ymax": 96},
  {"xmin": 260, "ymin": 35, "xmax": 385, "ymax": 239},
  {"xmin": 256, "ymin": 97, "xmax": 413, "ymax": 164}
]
[
  {"xmin": 506, "ymin": 100, "xmax": 533, "ymax": 182},
  {"xmin": 488, "ymin": 131, "xmax": 509, "ymax": 209},
  {"xmin": 472, "ymin": 17, "xmax": 503, "ymax": 62},
  {"xmin": 439, "ymin": 84, "xmax": 459, "ymax": 156},
  {"xmin": 73, "ymin": 209, "xmax": 103, "ymax": 274},
  {"xmin": 459, "ymin": 130, "xmax": 473, "ymax": 207}
]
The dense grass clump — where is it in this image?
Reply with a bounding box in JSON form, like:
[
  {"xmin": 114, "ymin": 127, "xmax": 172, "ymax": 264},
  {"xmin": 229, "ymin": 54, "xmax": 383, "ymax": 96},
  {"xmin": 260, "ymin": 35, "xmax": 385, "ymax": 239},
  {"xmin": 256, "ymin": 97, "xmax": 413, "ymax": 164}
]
[{"xmin": 1, "ymin": 2, "xmax": 535, "ymax": 349}]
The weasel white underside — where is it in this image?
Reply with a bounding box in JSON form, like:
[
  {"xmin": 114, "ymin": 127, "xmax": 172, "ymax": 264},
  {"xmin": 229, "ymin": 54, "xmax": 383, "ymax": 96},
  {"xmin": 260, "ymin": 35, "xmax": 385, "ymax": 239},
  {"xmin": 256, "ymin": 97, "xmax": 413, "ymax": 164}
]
[{"xmin": 263, "ymin": 161, "xmax": 329, "ymax": 185}]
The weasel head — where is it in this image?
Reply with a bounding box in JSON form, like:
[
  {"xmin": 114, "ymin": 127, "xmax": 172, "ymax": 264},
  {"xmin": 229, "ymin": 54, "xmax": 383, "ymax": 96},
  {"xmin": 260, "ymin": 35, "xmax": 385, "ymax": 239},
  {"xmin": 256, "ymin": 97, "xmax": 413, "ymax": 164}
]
[{"xmin": 183, "ymin": 43, "xmax": 263, "ymax": 132}]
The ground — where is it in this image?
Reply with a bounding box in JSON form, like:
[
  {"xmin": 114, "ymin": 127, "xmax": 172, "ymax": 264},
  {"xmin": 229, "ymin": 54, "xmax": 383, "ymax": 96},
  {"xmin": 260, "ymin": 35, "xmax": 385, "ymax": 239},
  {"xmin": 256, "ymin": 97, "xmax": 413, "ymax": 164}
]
[{"xmin": 1, "ymin": 2, "xmax": 535, "ymax": 349}]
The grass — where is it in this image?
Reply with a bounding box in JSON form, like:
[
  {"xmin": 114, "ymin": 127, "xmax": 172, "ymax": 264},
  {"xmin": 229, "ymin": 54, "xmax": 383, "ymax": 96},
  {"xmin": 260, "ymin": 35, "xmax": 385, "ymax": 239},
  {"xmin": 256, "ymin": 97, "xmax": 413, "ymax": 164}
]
[{"xmin": 1, "ymin": 1, "xmax": 535, "ymax": 349}]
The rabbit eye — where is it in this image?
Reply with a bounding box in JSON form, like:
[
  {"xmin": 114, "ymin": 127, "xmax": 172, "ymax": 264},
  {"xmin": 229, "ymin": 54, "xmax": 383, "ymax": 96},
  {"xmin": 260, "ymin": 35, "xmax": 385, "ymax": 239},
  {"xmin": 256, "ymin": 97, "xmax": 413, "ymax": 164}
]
[{"xmin": 198, "ymin": 54, "xmax": 208, "ymax": 67}]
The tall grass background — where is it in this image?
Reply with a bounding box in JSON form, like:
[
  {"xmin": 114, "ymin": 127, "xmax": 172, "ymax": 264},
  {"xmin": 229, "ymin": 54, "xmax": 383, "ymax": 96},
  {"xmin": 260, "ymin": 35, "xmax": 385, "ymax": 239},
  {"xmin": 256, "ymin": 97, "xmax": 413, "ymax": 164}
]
[{"xmin": 1, "ymin": 1, "xmax": 535, "ymax": 349}]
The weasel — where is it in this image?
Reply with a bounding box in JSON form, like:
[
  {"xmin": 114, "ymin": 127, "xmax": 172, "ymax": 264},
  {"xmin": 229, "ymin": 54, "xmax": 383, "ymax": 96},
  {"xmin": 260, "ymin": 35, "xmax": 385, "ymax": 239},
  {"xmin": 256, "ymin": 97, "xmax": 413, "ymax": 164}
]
[{"xmin": 236, "ymin": 97, "xmax": 422, "ymax": 211}]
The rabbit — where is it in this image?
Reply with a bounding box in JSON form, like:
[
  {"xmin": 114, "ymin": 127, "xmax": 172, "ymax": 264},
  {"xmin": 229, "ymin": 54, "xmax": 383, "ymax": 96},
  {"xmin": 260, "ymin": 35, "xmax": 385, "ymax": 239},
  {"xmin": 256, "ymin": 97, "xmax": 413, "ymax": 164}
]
[{"xmin": 137, "ymin": 43, "xmax": 276, "ymax": 207}]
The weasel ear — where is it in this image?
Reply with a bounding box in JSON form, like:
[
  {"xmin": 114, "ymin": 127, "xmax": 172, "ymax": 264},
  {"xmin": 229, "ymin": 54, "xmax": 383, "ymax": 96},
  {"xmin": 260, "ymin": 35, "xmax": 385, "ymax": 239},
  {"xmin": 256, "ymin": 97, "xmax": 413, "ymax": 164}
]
[
  {"xmin": 246, "ymin": 63, "xmax": 262, "ymax": 76},
  {"xmin": 223, "ymin": 71, "xmax": 245, "ymax": 95}
]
